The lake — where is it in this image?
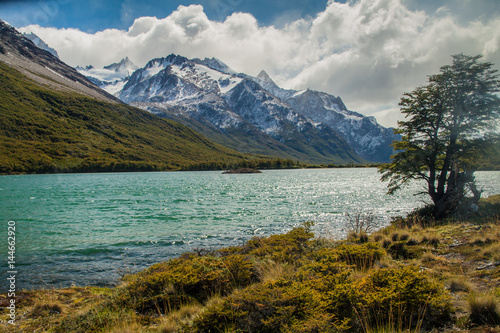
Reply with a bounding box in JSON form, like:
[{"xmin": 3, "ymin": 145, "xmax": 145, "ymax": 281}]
[{"xmin": 1, "ymin": 168, "xmax": 499, "ymax": 291}]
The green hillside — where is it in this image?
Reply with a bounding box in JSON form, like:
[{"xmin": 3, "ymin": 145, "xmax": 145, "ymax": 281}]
[{"xmin": 0, "ymin": 61, "xmax": 249, "ymax": 174}]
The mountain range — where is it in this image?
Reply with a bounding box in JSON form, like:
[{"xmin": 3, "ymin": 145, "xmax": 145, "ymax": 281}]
[
  {"xmin": 78, "ymin": 55, "xmax": 399, "ymax": 163},
  {"xmin": 1, "ymin": 19, "xmax": 399, "ymax": 173},
  {"xmin": 0, "ymin": 20, "xmax": 251, "ymax": 174}
]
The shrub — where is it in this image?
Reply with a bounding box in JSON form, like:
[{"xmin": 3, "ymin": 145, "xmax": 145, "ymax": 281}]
[
  {"xmin": 347, "ymin": 231, "xmax": 370, "ymax": 243},
  {"xmin": 194, "ymin": 262, "xmax": 452, "ymax": 333},
  {"xmin": 344, "ymin": 209, "xmax": 378, "ymax": 234},
  {"xmin": 125, "ymin": 253, "xmax": 256, "ymax": 312},
  {"xmin": 420, "ymin": 234, "xmax": 440, "ymax": 247},
  {"xmin": 192, "ymin": 280, "xmax": 347, "ymax": 333},
  {"xmin": 354, "ymin": 266, "xmax": 453, "ymax": 330},
  {"xmin": 311, "ymin": 243, "xmax": 386, "ymax": 270},
  {"xmin": 468, "ymin": 293, "xmax": 500, "ymax": 325},
  {"xmin": 387, "ymin": 241, "xmax": 411, "ymax": 260},
  {"xmin": 244, "ymin": 222, "xmax": 315, "ymax": 262},
  {"xmin": 255, "ymin": 260, "xmax": 293, "ymax": 283},
  {"xmin": 391, "ymin": 205, "xmax": 438, "ymax": 229},
  {"xmin": 481, "ymin": 242, "xmax": 500, "ymax": 261},
  {"xmin": 359, "ymin": 231, "xmax": 369, "ymax": 243},
  {"xmin": 157, "ymin": 303, "xmax": 203, "ymax": 333},
  {"xmin": 420, "ymin": 251, "xmax": 441, "ymax": 263}
]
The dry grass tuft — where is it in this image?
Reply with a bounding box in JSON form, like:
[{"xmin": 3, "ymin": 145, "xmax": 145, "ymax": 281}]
[
  {"xmin": 420, "ymin": 234, "xmax": 440, "ymax": 246},
  {"xmin": 447, "ymin": 277, "xmax": 473, "ymax": 293},
  {"xmin": 255, "ymin": 260, "xmax": 293, "ymax": 283},
  {"xmin": 406, "ymin": 238, "xmax": 418, "ymax": 246},
  {"xmin": 107, "ymin": 322, "xmax": 145, "ymax": 333},
  {"xmin": 28, "ymin": 302, "xmax": 64, "ymax": 318},
  {"xmin": 158, "ymin": 303, "xmax": 203, "ymax": 333},
  {"xmin": 399, "ymin": 233, "xmax": 410, "ymax": 241},
  {"xmin": 420, "ymin": 252, "xmax": 441, "ymax": 263},
  {"xmin": 481, "ymin": 242, "xmax": 500, "ymax": 261},
  {"xmin": 468, "ymin": 293, "xmax": 500, "ymax": 325},
  {"xmin": 382, "ymin": 239, "xmax": 392, "ymax": 249}
]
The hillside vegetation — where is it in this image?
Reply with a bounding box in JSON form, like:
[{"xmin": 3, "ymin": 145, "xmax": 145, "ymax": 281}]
[
  {"xmin": 2, "ymin": 195, "xmax": 499, "ymax": 332},
  {"xmin": 0, "ymin": 61, "xmax": 252, "ymax": 174}
]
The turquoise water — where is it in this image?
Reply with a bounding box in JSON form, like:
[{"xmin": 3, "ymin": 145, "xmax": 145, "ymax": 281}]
[{"xmin": 1, "ymin": 169, "xmax": 499, "ymax": 291}]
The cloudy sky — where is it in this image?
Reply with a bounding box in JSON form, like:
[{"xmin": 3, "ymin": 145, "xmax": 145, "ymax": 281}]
[{"xmin": 1, "ymin": 0, "xmax": 499, "ymax": 127}]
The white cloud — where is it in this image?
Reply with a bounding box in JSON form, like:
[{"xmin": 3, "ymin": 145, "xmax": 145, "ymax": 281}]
[{"xmin": 19, "ymin": 0, "xmax": 500, "ymax": 127}]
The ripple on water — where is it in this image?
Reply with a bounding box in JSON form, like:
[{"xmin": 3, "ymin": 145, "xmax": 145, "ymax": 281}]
[{"xmin": 1, "ymin": 169, "xmax": 498, "ymax": 291}]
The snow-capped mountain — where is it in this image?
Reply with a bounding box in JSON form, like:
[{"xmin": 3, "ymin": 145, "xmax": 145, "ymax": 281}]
[
  {"xmin": 116, "ymin": 54, "xmax": 361, "ymax": 164},
  {"xmin": 82, "ymin": 54, "xmax": 397, "ymax": 163},
  {"xmin": 250, "ymin": 70, "xmax": 398, "ymax": 162},
  {"xmin": 22, "ymin": 32, "xmax": 59, "ymax": 59},
  {"xmin": 76, "ymin": 57, "xmax": 138, "ymax": 95},
  {"xmin": 282, "ymin": 89, "xmax": 397, "ymax": 162}
]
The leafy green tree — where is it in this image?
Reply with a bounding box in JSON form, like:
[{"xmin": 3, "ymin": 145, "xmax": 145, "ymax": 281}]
[{"xmin": 380, "ymin": 54, "xmax": 500, "ymax": 219}]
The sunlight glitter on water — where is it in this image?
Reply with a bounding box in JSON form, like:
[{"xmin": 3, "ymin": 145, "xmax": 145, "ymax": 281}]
[{"xmin": 0, "ymin": 168, "xmax": 498, "ymax": 290}]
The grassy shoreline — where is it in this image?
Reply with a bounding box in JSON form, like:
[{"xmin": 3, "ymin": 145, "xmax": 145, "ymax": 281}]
[{"xmin": 1, "ymin": 196, "xmax": 499, "ymax": 332}]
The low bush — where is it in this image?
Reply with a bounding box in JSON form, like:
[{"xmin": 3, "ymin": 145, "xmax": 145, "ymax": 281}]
[
  {"xmin": 354, "ymin": 266, "xmax": 453, "ymax": 330},
  {"xmin": 125, "ymin": 253, "xmax": 256, "ymax": 313},
  {"xmin": 54, "ymin": 304, "xmax": 136, "ymax": 333},
  {"xmin": 193, "ymin": 264, "xmax": 452, "ymax": 332},
  {"xmin": 391, "ymin": 205, "xmax": 437, "ymax": 229},
  {"xmin": 387, "ymin": 241, "xmax": 411, "ymax": 260},
  {"xmin": 193, "ymin": 280, "xmax": 345, "ymax": 333},
  {"xmin": 243, "ymin": 222, "xmax": 315, "ymax": 262},
  {"xmin": 311, "ymin": 243, "xmax": 386, "ymax": 270}
]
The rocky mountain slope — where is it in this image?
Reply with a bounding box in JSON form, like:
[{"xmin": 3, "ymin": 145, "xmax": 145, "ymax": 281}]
[
  {"xmin": 0, "ymin": 20, "xmax": 249, "ymax": 174},
  {"xmin": 252, "ymin": 70, "xmax": 398, "ymax": 162},
  {"xmin": 22, "ymin": 32, "xmax": 59, "ymax": 59},
  {"xmin": 0, "ymin": 20, "xmax": 119, "ymax": 104},
  {"xmin": 84, "ymin": 53, "xmax": 398, "ymax": 163}
]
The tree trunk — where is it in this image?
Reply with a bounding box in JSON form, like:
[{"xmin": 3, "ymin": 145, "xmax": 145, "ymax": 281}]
[{"xmin": 434, "ymin": 167, "xmax": 479, "ymax": 220}]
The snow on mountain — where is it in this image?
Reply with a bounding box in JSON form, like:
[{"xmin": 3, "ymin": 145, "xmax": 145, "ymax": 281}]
[
  {"xmin": 248, "ymin": 71, "xmax": 398, "ymax": 162},
  {"xmin": 76, "ymin": 57, "xmax": 138, "ymax": 95},
  {"xmin": 22, "ymin": 32, "xmax": 59, "ymax": 59},
  {"xmin": 119, "ymin": 55, "xmax": 246, "ymax": 133},
  {"xmin": 251, "ymin": 70, "xmax": 297, "ymax": 101},
  {"xmin": 115, "ymin": 54, "xmax": 361, "ymax": 163},
  {"xmin": 192, "ymin": 57, "xmax": 236, "ymax": 75},
  {"xmin": 282, "ymin": 89, "xmax": 398, "ymax": 162},
  {"xmin": 82, "ymin": 53, "xmax": 397, "ymax": 163},
  {"xmin": 104, "ymin": 56, "xmax": 138, "ymax": 75},
  {"xmin": 120, "ymin": 54, "xmax": 243, "ymax": 106}
]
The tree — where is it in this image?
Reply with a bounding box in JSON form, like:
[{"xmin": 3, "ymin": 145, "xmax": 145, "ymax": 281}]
[{"xmin": 380, "ymin": 54, "xmax": 500, "ymax": 219}]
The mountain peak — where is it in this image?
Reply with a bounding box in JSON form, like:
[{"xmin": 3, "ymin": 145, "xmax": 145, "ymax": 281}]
[
  {"xmin": 192, "ymin": 57, "xmax": 236, "ymax": 75},
  {"xmin": 103, "ymin": 57, "xmax": 138, "ymax": 75},
  {"xmin": 22, "ymin": 32, "xmax": 59, "ymax": 59},
  {"xmin": 257, "ymin": 70, "xmax": 276, "ymax": 85}
]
